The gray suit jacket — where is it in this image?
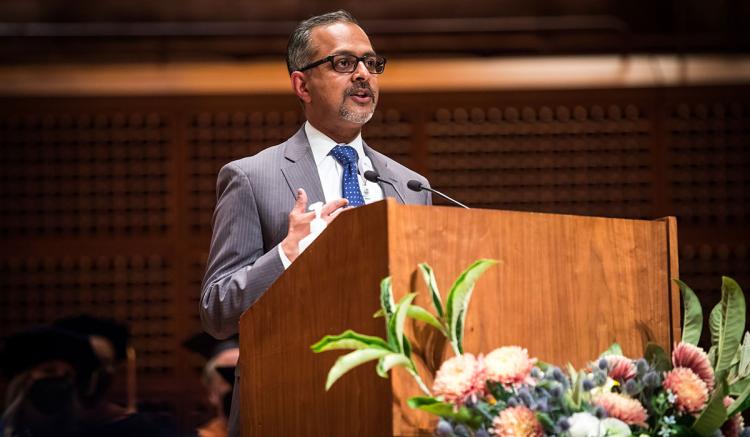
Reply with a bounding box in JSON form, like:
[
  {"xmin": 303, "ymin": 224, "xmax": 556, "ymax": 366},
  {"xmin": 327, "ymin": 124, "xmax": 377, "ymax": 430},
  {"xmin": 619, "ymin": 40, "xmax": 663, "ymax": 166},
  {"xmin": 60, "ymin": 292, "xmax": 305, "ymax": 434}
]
[
  {"xmin": 199, "ymin": 126, "xmax": 431, "ymax": 437},
  {"xmin": 200, "ymin": 126, "xmax": 431, "ymax": 339}
]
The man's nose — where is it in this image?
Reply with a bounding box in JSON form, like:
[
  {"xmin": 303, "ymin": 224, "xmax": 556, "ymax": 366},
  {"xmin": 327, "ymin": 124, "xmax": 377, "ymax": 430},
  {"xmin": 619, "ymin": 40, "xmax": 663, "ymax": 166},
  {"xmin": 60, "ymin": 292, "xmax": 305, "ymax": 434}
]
[{"xmin": 351, "ymin": 60, "xmax": 372, "ymax": 81}]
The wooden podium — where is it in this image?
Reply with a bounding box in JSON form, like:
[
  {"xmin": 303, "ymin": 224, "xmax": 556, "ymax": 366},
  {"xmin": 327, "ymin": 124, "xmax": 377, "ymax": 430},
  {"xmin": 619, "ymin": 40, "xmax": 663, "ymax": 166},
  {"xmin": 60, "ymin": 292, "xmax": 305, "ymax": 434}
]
[{"xmin": 239, "ymin": 199, "xmax": 680, "ymax": 436}]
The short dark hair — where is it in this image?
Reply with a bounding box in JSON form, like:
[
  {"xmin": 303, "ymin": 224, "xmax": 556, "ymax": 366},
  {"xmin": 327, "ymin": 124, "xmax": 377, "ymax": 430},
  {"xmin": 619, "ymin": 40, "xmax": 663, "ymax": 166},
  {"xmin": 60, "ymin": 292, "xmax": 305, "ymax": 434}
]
[{"xmin": 286, "ymin": 10, "xmax": 359, "ymax": 75}]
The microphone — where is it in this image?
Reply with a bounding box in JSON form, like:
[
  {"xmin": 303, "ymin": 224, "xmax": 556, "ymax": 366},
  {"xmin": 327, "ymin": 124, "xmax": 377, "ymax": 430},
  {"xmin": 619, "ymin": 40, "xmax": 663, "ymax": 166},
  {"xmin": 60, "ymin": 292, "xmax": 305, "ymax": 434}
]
[
  {"xmin": 363, "ymin": 170, "xmax": 406, "ymax": 204},
  {"xmin": 406, "ymin": 180, "xmax": 470, "ymax": 209}
]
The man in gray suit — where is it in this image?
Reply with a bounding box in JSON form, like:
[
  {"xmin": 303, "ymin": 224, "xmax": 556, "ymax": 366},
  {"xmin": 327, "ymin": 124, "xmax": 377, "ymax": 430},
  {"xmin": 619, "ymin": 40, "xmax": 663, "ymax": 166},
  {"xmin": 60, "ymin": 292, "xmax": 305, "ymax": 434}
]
[{"xmin": 200, "ymin": 10, "xmax": 431, "ymax": 436}]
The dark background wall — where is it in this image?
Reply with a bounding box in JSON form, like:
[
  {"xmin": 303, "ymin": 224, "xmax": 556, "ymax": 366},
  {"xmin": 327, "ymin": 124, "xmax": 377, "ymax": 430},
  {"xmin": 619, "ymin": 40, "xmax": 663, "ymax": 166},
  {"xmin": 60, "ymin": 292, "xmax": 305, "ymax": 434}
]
[{"xmin": 1, "ymin": 0, "xmax": 749, "ymax": 432}]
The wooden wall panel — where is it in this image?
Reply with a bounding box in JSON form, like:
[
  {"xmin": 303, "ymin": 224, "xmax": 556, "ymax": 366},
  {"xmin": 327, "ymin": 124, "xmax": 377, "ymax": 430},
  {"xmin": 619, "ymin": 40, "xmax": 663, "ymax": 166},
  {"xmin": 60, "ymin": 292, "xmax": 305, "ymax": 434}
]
[{"xmin": 0, "ymin": 85, "xmax": 748, "ymax": 431}]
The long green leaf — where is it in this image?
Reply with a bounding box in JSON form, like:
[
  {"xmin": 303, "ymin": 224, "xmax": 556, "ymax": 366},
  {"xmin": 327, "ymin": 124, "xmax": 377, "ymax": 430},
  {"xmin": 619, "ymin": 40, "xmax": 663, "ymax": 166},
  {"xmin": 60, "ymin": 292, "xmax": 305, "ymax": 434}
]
[
  {"xmin": 375, "ymin": 353, "xmax": 413, "ymax": 378},
  {"xmin": 380, "ymin": 276, "xmax": 396, "ymax": 322},
  {"xmin": 407, "ymin": 397, "xmax": 478, "ymax": 425},
  {"xmin": 325, "ymin": 348, "xmax": 391, "ymax": 390},
  {"xmin": 675, "ymin": 279, "xmax": 703, "ymax": 345},
  {"xmin": 691, "ymin": 383, "xmax": 728, "ymax": 436},
  {"xmin": 728, "ymin": 378, "xmax": 750, "ymax": 416},
  {"xmin": 715, "ymin": 277, "xmax": 746, "ymax": 378},
  {"xmin": 739, "ymin": 332, "xmax": 750, "ymax": 377},
  {"xmin": 598, "ymin": 343, "xmax": 623, "ymax": 358},
  {"xmin": 710, "ymin": 304, "xmax": 723, "ymax": 348},
  {"xmin": 388, "ymin": 292, "xmax": 417, "ymax": 354},
  {"xmin": 644, "ymin": 342, "xmax": 671, "ymax": 372},
  {"xmin": 407, "ymin": 305, "xmax": 446, "ymax": 334},
  {"xmin": 445, "ymin": 259, "xmax": 498, "ymax": 354},
  {"xmin": 311, "ymin": 329, "xmax": 391, "ymax": 353},
  {"xmin": 418, "ymin": 263, "xmax": 444, "ymax": 318},
  {"xmin": 730, "ymin": 377, "xmax": 750, "ymax": 397}
]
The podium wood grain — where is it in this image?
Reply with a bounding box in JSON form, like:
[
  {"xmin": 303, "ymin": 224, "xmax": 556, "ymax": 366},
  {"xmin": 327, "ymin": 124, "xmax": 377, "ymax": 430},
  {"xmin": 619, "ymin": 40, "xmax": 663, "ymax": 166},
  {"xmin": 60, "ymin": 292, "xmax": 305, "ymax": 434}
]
[{"xmin": 239, "ymin": 199, "xmax": 679, "ymax": 436}]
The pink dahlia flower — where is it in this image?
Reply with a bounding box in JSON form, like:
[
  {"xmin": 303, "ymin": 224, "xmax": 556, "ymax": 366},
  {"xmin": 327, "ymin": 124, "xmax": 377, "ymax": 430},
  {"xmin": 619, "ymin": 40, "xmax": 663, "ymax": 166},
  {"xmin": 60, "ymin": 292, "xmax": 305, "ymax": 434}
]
[
  {"xmin": 592, "ymin": 392, "xmax": 648, "ymax": 427},
  {"xmin": 492, "ymin": 406, "xmax": 545, "ymax": 437},
  {"xmin": 663, "ymin": 367, "xmax": 709, "ymax": 414},
  {"xmin": 721, "ymin": 396, "xmax": 744, "ymax": 437},
  {"xmin": 432, "ymin": 353, "xmax": 486, "ymax": 405},
  {"xmin": 484, "ymin": 346, "xmax": 537, "ymax": 386},
  {"xmin": 672, "ymin": 342, "xmax": 714, "ymax": 392},
  {"xmin": 605, "ymin": 355, "xmax": 637, "ymax": 381}
]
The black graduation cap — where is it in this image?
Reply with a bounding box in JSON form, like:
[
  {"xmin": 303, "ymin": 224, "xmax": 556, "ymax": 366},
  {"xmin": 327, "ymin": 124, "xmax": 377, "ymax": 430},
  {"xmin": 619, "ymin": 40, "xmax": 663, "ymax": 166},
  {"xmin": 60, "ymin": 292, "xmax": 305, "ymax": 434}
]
[
  {"xmin": 182, "ymin": 332, "xmax": 239, "ymax": 361},
  {"xmin": 53, "ymin": 315, "xmax": 130, "ymax": 363},
  {"xmin": 0, "ymin": 326, "xmax": 100, "ymax": 381}
]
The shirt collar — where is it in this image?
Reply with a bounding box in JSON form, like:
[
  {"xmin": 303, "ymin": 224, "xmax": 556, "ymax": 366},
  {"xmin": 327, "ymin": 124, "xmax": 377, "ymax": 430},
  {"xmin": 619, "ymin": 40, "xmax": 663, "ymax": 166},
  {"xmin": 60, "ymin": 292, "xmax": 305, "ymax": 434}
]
[{"xmin": 304, "ymin": 121, "xmax": 364, "ymax": 167}]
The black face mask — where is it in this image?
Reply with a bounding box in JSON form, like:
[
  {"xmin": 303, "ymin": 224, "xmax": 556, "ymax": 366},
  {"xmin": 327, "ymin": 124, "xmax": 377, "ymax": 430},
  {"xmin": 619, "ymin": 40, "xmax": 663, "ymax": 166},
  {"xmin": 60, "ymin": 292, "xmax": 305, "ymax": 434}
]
[{"xmin": 26, "ymin": 376, "xmax": 76, "ymax": 415}]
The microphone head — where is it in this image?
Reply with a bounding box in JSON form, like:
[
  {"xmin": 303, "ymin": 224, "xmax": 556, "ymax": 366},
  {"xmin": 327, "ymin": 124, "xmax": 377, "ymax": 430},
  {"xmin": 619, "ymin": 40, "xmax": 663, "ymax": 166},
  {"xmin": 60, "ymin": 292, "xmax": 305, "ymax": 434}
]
[
  {"xmin": 406, "ymin": 180, "xmax": 424, "ymax": 192},
  {"xmin": 363, "ymin": 170, "xmax": 380, "ymax": 183}
]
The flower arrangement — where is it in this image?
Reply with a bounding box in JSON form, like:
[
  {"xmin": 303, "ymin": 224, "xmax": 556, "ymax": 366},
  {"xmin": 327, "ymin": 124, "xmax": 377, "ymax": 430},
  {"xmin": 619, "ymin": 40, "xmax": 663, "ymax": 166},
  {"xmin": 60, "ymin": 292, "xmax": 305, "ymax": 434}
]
[{"xmin": 312, "ymin": 260, "xmax": 750, "ymax": 436}]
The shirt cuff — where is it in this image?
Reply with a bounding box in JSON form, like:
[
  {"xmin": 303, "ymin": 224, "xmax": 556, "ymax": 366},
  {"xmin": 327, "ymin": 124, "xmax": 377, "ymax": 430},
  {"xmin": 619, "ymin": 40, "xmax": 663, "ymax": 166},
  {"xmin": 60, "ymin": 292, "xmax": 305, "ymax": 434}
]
[{"xmin": 277, "ymin": 243, "xmax": 292, "ymax": 269}]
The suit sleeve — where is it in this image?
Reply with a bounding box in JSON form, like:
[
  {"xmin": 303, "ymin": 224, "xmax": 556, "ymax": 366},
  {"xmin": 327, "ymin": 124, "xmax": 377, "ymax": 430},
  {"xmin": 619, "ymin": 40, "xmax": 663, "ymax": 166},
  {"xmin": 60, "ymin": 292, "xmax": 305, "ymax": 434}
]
[{"xmin": 199, "ymin": 162, "xmax": 285, "ymax": 339}]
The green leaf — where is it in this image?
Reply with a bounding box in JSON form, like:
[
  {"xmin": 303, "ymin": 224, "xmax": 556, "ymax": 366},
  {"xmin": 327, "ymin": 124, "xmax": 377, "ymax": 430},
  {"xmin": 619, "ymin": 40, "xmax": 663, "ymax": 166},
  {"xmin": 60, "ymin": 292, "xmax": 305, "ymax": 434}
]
[
  {"xmin": 407, "ymin": 397, "xmax": 478, "ymax": 425},
  {"xmin": 536, "ymin": 412, "xmax": 555, "ymax": 433},
  {"xmin": 715, "ymin": 277, "xmax": 746, "ymax": 378},
  {"xmin": 675, "ymin": 279, "xmax": 703, "ymax": 345},
  {"xmin": 407, "ymin": 305, "xmax": 446, "ymax": 333},
  {"xmin": 728, "ymin": 378, "xmax": 750, "ymax": 416},
  {"xmin": 708, "ymin": 345, "xmax": 717, "ymax": 369},
  {"xmin": 691, "ymin": 382, "xmax": 728, "ymax": 436},
  {"xmin": 730, "ymin": 377, "xmax": 750, "ymax": 397},
  {"xmin": 445, "ymin": 259, "xmax": 498, "ymax": 354},
  {"xmin": 325, "ymin": 348, "xmax": 391, "ymax": 390},
  {"xmin": 373, "ymin": 309, "xmax": 385, "ymax": 318},
  {"xmin": 598, "ymin": 343, "xmax": 624, "ymax": 358},
  {"xmin": 739, "ymin": 332, "xmax": 750, "ymax": 377},
  {"xmin": 644, "ymin": 342, "xmax": 671, "ymax": 372},
  {"xmin": 418, "ymin": 263, "xmax": 444, "ymax": 318},
  {"xmin": 380, "ymin": 276, "xmax": 396, "ymax": 323},
  {"xmin": 408, "ymin": 397, "xmax": 456, "ymax": 418},
  {"xmin": 388, "ymin": 292, "xmax": 417, "ymax": 354},
  {"xmin": 311, "ymin": 329, "xmax": 391, "ymax": 353},
  {"xmin": 375, "ymin": 353, "xmax": 412, "ymax": 378},
  {"xmin": 710, "ymin": 304, "xmax": 723, "ymax": 348}
]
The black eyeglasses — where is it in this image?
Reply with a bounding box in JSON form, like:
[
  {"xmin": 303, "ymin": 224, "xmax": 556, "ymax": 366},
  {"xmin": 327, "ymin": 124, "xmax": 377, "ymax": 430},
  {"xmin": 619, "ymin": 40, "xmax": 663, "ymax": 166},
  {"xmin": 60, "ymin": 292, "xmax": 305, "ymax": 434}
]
[{"xmin": 297, "ymin": 54, "xmax": 387, "ymax": 74}]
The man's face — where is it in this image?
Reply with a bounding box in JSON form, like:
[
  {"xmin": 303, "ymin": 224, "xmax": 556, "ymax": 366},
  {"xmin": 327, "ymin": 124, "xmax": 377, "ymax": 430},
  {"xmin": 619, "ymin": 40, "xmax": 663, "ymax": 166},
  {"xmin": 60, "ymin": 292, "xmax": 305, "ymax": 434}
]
[{"xmin": 300, "ymin": 22, "xmax": 379, "ymax": 132}]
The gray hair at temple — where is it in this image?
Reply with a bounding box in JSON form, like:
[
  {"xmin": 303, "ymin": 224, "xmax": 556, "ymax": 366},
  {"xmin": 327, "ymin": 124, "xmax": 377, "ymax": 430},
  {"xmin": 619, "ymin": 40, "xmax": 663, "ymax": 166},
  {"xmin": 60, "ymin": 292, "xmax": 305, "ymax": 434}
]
[{"xmin": 286, "ymin": 10, "xmax": 359, "ymax": 75}]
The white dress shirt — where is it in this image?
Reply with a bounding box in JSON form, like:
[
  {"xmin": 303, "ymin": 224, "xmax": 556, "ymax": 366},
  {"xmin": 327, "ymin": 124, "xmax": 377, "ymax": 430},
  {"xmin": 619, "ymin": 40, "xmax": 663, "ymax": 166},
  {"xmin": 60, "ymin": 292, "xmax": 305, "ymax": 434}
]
[{"xmin": 278, "ymin": 121, "xmax": 384, "ymax": 267}]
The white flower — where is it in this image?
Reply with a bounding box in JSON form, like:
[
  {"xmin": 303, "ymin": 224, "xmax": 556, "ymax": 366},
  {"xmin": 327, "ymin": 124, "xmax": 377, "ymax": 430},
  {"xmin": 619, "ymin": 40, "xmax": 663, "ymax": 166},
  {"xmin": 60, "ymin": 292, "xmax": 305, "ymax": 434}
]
[
  {"xmin": 599, "ymin": 418, "xmax": 631, "ymax": 436},
  {"xmin": 568, "ymin": 413, "xmax": 633, "ymax": 437},
  {"xmin": 568, "ymin": 412, "xmax": 601, "ymax": 437}
]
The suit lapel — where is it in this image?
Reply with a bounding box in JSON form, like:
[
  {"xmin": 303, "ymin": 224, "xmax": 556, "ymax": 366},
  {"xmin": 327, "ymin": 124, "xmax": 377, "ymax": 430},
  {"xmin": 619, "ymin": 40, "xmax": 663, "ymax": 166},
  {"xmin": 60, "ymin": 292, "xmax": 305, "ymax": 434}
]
[
  {"xmin": 364, "ymin": 142, "xmax": 404, "ymax": 204},
  {"xmin": 280, "ymin": 127, "xmax": 326, "ymax": 205}
]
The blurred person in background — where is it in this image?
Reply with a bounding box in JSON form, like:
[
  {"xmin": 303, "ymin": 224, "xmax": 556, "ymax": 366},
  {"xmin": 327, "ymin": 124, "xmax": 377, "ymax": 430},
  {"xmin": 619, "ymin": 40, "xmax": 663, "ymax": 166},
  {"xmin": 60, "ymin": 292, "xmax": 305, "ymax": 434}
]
[
  {"xmin": 0, "ymin": 326, "xmax": 99, "ymax": 437},
  {"xmin": 183, "ymin": 333, "xmax": 239, "ymax": 437}
]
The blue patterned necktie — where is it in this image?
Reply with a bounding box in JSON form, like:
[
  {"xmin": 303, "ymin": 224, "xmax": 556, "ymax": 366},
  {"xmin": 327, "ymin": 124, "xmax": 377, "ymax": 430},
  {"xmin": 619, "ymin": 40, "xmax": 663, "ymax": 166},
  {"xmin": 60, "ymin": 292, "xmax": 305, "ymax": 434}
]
[{"xmin": 329, "ymin": 144, "xmax": 365, "ymax": 207}]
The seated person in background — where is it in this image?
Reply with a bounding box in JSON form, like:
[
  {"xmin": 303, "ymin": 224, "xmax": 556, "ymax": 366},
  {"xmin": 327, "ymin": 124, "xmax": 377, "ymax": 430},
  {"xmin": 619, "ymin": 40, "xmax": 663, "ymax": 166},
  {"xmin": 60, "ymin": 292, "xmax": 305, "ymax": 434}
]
[
  {"xmin": 0, "ymin": 326, "xmax": 99, "ymax": 437},
  {"xmin": 52, "ymin": 315, "xmax": 175, "ymax": 437},
  {"xmin": 183, "ymin": 333, "xmax": 239, "ymax": 437}
]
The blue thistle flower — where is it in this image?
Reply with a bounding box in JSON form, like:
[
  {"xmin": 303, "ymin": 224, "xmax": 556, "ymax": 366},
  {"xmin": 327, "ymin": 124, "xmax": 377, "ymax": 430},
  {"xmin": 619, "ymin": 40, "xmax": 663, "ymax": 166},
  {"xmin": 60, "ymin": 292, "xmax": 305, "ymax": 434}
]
[
  {"xmin": 549, "ymin": 383, "xmax": 563, "ymax": 399},
  {"xmin": 593, "ymin": 406, "xmax": 607, "ymax": 419},
  {"xmin": 475, "ymin": 429, "xmax": 490, "ymax": 437},
  {"xmin": 582, "ymin": 378, "xmax": 594, "ymax": 391},
  {"xmin": 435, "ymin": 419, "xmax": 453, "ymax": 437},
  {"xmin": 557, "ymin": 418, "xmax": 571, "ymax": 432},
  {"xmin": 552, "ymin": 367, "xmax": 566, "ymax": 383},
  {"xmin": 598, "ymin": 358, "xmax": 608, "ymax": 370},
  {"xmin": 643, "ymin": 371, "xmax": 661, "ymax": 388},
  {"xmin": 454, "ymin": 423, "xmax": 470, "ymax": 437},
  {"xmin": 624, "ymin": 379, "xmax": 640, "ymax": 395},
  {"xmin": 635, "ymin": 358, "xmax": 648, "ymax": 376}
]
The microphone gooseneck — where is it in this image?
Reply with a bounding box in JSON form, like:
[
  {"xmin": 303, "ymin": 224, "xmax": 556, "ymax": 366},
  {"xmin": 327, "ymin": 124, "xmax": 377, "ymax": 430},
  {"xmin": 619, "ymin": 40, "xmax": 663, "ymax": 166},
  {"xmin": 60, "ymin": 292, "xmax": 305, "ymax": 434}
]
[
  {"xmin": 406, "ymin": 180, "xmax": 470, "ymax": 209},
  {"xmin": 363, "ymin": 170, "xmax": 406, "ymax": 204}
]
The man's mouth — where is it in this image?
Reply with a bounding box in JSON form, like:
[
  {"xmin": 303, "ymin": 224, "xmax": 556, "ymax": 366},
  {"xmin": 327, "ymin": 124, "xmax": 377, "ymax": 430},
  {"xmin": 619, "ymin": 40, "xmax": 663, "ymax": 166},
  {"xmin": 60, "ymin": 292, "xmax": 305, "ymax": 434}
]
[{"xmin": 347, "ymin": 88, "xmax": 374, "ymax": 104}]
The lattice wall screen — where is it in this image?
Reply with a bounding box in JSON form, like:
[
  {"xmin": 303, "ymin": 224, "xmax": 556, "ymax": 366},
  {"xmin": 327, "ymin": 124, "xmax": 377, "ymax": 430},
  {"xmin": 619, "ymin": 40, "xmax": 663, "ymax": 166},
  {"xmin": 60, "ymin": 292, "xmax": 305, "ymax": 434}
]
[{"xmin": 0, "ymin": 87, "xmax": 747, "ymax": 429}]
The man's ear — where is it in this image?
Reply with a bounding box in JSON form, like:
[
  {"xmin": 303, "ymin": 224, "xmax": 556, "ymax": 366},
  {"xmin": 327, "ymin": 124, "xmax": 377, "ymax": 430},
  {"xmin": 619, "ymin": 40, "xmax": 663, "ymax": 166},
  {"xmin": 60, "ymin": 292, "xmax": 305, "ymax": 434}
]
[{"xmin": 290, "ymin": 71, "xmax": 312, "ymax": 104}]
